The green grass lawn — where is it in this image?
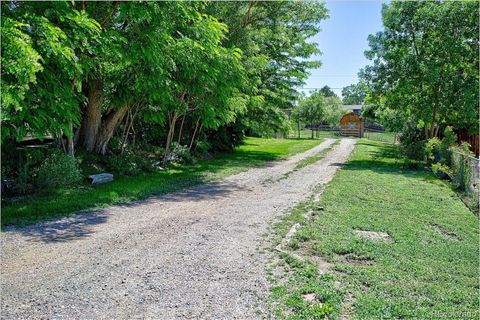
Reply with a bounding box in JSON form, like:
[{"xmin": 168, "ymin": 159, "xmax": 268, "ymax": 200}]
[
  {"xmin": 364, "ymin": 131, "xmax": 398, "ymax": 144},
  {"xmin": 1, "ymin": 137, "xmax": 322, "ymax": 227},
  {"xmin": 270, "ymin": 140, "xmax": 479, "ymax": 319}
]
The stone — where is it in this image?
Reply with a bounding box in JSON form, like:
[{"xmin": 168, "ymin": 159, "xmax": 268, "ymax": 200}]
[
  {"xmin": 303, "ymin": 293, "xmax": 318, "ymax": 302},
  {"xmin": 88, "ymin": 173, "xmax": 113, "ymax": 185}
]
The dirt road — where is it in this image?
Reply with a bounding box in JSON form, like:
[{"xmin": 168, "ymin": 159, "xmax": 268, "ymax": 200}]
[{"xmin": 1, "ymin": 138, "xmax": 356, "ymax": 319}]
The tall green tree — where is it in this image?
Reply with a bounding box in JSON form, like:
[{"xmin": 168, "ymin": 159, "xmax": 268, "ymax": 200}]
[
  {"xmin": 1, "ymin": 1, "xmax": 100, "ymax": 147},
  {"xmin": 363, "ymin": 1, "xmax": 479, "ymax": 138},
  {"xmin": 318, "ymin": 85, "xmax": 337, "ymax": 98},
  {"xmin": 206, "ymin": 1, "xmax": 329, "ymax": 135},
  {"xmin": 342, "ymin": 82, "xmax": 367, "ymax": 105}
]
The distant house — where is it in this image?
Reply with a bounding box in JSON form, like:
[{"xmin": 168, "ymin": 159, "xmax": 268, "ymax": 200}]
[{"xmin": 342, "ymin": 105, "xmax": 362, "ymax": 116}]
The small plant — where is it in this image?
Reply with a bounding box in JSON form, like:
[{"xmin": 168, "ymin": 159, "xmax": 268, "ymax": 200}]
[
  {"xmin": 167, "ymin": 143, "xmax": 195, "ymax": 164},
  {"xmin": 193, "ymin": 140, "xmax": 212, "ymax": 158},
  {"xmin": 425, "ymin": 137, "xmax": 442, "ymax": 164},
  {"xmin": 106, "ymin": 153, "xmax": 154, "ymax": 176},
  {"xmin": 431, "ymin": 162, "xmax": 451, "ymax": 179},
  {"xmin": 36, "ymin": 151, "xmax": 82, "ymax": 189}
]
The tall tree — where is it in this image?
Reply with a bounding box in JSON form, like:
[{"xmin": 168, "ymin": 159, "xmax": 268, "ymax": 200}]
[
  {"xmin": 342, "ymin": 82, "xmax": 367, "ymax": 105},
  {"xmin": 206, "ymin": 1, "xmax": 329, "ymax": 135},
  {"xmin": 1, "ymin": 1, "xmax": 100, "ymax": 144},
  {"xmin": 363, "ymin": 1, "xmax": 479, "ymax": 138},
  {"xmin": 319, "ymin": 85, "xmax": 337, "ymax": 98}
]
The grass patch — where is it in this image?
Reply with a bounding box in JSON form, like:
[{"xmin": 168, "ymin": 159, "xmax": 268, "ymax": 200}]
[
  {"xmin": 363, "ymin": 131, "xmax": 397, "ymax": 144},
  {"xmin": 294, "ymin": 140, "xmax": 340, "ymax": 171},
  {"xmin": 268, "ymin": 198, "xmax": 343, "ymax": 320},
  {"xmin": 270, "ymin": 140, "xmax": 479, "ymax": 319},
  {"xmin": 1, "ymin": 137, "xmax": 322, "ymax": 227},
  {"xmin": 270, "ymin": 255, "xmax": 342, "ymax": 320},
  {"xmin": 276, "ymin": 140, "xmax": 337, "ymax": 182}
]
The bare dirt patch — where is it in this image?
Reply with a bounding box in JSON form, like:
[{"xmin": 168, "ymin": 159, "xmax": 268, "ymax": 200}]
[
  {"xmin": 431, "ymin": 224, "xmax": 461, "ymax": 241},
  {"xmin": 354, "ymin": 229, "xmax": 394, "ymax": 243},
  {"xmin": 339, "ymin": 292, "xmax": 355, "ymax": 320}
]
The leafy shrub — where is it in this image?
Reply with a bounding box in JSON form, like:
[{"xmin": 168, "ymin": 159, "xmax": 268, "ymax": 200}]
[
  {"xmin": 442, "ymin": 126, "xmax": 457, "ymax": 149},
  {"xmin": 193, "ymin": 140, "xmax": 212, "ymax": 158},
  {"xmin": 167, "ymin": 143, "xmax": 195, "ymax": 164},
  {"xmin": 441, "ymin": 126, "xmax": 457, "ymax": 164},
  {"xmin": 431, "ymin": 162, "xmax": 451, "ymax": 179},
  {"xmin": 205, "ymin": 123, "xmax": 244, "ymax": 153},
  {"xmin": 425, "ymin": 137, "xmax": 442, "ymax": 164},
  {"xmin": 36, "ymin": 151, "xmax": 82, "ymax": 189},
  {"xmin": 106, "ymin": 153, "xmax": 155, "ymax": 176},
  {"xmin": 399, "ymin": 123, "xmax": 426, "ymax": 161}
]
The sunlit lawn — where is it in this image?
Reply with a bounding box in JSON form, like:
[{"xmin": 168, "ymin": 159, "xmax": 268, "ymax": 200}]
[{"xmin": 271, "ymin": 140, "xmax": 478, "ymax": 319}]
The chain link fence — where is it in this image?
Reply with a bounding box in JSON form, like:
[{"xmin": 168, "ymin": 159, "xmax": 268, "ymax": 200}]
[
  {"xmin": 364, "ymin": 129, "xmax": 399, "ymax": 144},
  {"xmin": 451, "ymin": 150, "xmax": 479, "ymax": 211}
]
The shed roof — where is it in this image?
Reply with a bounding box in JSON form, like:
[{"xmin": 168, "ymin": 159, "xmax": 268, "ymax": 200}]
[{"xmin": 342, "ymin": 105, "xmax": 363, "ymax": 111}]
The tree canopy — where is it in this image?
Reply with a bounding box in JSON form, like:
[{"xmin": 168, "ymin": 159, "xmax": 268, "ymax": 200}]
[
  {"xmin": 318, "ymin": 85, "xmax": 337, "ymax": 98},
  {"xmin": 293, "ymin": 90, "xmax": 345, "ymax": 130},
  {"xmin": 362, "ymin": 1, "xmax": 479, "ymax": 137},
  {"xmin": 341, "ymin": 82, "xmax": 367, "ymax": 105},
  {"xmin": 1, "ymin": 1, "xmax": 328, "ymax": 155}
]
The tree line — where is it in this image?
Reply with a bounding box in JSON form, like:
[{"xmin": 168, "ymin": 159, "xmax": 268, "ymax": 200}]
[{"xmin": 2, "ymin": 1, "xmax": 328, "ymax": 159}]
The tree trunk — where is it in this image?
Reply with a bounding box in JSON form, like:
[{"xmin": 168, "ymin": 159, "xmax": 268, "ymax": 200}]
[
  {"xmin": 66, "ymin": 123, "xmax": 75, "ymax": 158},
  {"xmin": 429, "ymin": 104, "xmax": 437, "ymax": 139},
  {"xmin": 163, "ymin": 112, "xmax": 178, "ymax": 163},
  {"xmin": 311, "ymin": 129, "xmax": 314, "ymax": 139},
  {"xmin": 177, "ymin": 114, "xmax": 186, "ymax": 144},
  {"xmin": 79, "ymin": 79, "xmax": 104, "ymax": 151},
  {"xmin": 189, "ymin": 118, "xmax": 201, "ymax": 151},
  {"xmin": 94, "ymin": 106, "xmax": 129, "ymax": 155}
]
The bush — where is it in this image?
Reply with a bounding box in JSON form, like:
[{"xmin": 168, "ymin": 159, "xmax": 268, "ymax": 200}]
[
  {"xmin": 106, "ymin": 153, "xmax": 155, "ymax": 176},
  {"xmin": 205, "ymin": 123, "xmax": 244, "ymax": 153},
  {"xmin": 431, "ymin": 162, "xmax": 451, "ymax": 179},
  {"xmin": 193, "ymin": 140, "xmax": 212, "ymax": 158},
  {"xmin": 425, "ymin": 137, "xmax": 442, "ymax": 164},
  {"xmin": 36, "ymin": 151, "xmax": 82, "ymax": 189},
  {"xmin": 399, "ymin": 123, "xmax": 426, "ymax": 161},
  {"xmin": 167, "ymin": 143, "xmax": 195, "ymax": 164}
]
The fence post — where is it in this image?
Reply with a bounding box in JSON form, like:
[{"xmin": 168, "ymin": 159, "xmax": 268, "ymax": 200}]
[{"xmin": 460, "ymin": 154, "xmax": 465, "ymax": 190}]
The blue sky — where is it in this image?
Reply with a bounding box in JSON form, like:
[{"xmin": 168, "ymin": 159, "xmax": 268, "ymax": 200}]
[{"xmin": 301, "ymin": 0, "xmax": 385, "ymax": 97}]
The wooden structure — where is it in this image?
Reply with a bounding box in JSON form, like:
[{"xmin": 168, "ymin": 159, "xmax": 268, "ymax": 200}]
[
  {"xmin": 339, "ymin": 112, "xmax": 364, "ymax": 138},
  {"xmin": 455, "ymin": 128, "xmax": 479, "ymax": 157}
]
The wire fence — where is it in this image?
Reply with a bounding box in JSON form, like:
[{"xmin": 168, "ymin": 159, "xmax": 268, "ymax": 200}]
[
  {"xmin": 450, "ymin": 151, "xmax": 479, "ymax": 210},
  {"xmin": 364, "ymin": 129, "xmax": 399, "ymax": 144}
]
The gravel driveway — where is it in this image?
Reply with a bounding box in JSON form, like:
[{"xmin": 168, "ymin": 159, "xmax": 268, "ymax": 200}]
[{"xmin": 1, "ymin": 138, "xmax": 356, "ymax": 319}]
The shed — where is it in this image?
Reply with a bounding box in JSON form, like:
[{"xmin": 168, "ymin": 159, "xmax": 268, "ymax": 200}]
[
  {"xmin": 340, "ymin": 112, "xmax": 364, "ymax": 138},
  {"xmin": 342, "ymin": 105, "xmax": 363, "ymax": 116}
]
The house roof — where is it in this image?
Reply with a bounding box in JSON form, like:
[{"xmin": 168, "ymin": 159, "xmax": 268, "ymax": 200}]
[{"xmin": 342, "ymin": 105, "xmax": 363, "ymax": 110}]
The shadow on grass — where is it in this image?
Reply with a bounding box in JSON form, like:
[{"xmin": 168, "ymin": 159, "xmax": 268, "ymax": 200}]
[
  {"xmin": 1, "ymin": 148, "xmax": 285, "ymax": 231},
  {"xmin": 339, "ymin": 141, "xmax": 439, "ymax": 186}
]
